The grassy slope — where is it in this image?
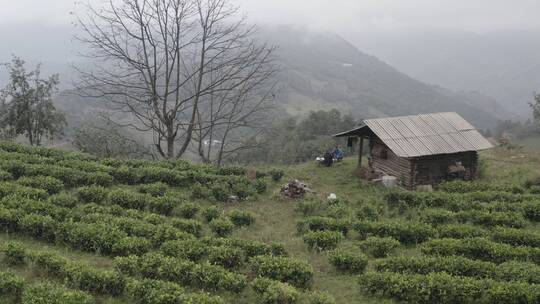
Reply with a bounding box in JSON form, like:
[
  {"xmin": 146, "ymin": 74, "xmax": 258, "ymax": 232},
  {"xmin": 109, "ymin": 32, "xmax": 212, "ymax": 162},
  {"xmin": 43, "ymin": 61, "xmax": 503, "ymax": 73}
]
[{"xmin": 1, "ymin": 147, "xmax": 539, "ymax": 303}]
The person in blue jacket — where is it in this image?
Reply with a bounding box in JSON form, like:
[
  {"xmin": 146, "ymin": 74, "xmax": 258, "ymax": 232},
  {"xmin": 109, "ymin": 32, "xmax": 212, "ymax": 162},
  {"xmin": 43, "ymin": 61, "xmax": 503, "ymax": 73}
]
[{"xmin": 333, "ymin": 146, "xmax": 344, "ymax": 162}]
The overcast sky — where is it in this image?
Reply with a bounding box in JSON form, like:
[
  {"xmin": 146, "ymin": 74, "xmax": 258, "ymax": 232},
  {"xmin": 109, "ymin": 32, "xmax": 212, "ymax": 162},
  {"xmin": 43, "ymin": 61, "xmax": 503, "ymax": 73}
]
[{"xmin": 1, "ymin": 0, "xmax": 540, "ymax": 33}]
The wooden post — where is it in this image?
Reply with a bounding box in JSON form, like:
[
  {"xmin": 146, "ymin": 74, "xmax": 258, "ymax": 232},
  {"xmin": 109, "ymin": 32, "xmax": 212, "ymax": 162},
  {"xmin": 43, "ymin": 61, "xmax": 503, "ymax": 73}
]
[{"xmin": 358, "ymin": 137, "xmax": 364, "ymax": 168}]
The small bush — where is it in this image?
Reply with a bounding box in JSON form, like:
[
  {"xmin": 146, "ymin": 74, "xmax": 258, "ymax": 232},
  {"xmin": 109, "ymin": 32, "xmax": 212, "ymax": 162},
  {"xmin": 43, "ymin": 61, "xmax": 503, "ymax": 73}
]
[
  {"xmin": 0, "ymin": 271, "xmax": 24, "ymax": 299},
  {"xmin": 138, "ymin": 182, "xmax": 168, "ymax": 196},
  {"xmin": 303, "ymin": 231, "xmax": 343, "ymax": 251},
  {"xmin": 211, "ymin": 182, "xmax": 231, "ymax": 202},
  {"xmin": 250, "ymin": 256, "xmax": 313, "ymax": 288},
  {"xmin": 0, "ymin": 170, "xmax": 12, "ymax": 181},
  {"xmin": 171, "ymin": 218, "xmax": 203, "ymax": 237},
  {"xmin": 209, "ymin": 218, "xmax": 235, "ymax": 237},
  {"xmin": 176, "ymin": 202, "xmax": 200, "ymax": 219},
  {"xmin": 359, "ymin": 237, "xmax": 400, "ymax": 258},
  {"xmin": 523, "ymin": 202, "xmax": 540, "ymax": 221},
  {"xmin": 77, "ymin": 185, "xmax": 108, "ymax": 203},
  {"xmin": 252, "ymin": 278, "xmax": 299, "ymax": 304},
  {"xmin": 148, "ymin": 196, "xmax": 178, "ymax": 216},
  {"xmin": 3, "ymin": 242, "xmax": 26, "ymax": 266},
  {"xmin": 268, "ymin": 169, "xmax": 285, "ymax": 182},
  {"xmin": 108, "ymin": 189, "xmax": 148, "ymax": 210},
  {"xmin": 202, "ymin": 206, "xmax": 221, "ymax": 222},
  {"xmin": 208, "ymin": 246, "xmax": 244, "ymax": 269},
  {"xmin": 48, "ymin": 192, "xmax": 78, "ymax": 208},
  {"xmin": 228, "ymin": 210, "xmax": 255, "ymax": 227},
  {"xmin": 21, "ymin": 282, "xmax": 94, "ymax": 304},
  {"xmin": 304, "ymin": 291, "xmax": 336, "ymax": 304},
  {"xmin": 17, "ymin": 175, "xmax": 63, "ymax": 194},
  {"xmin": 112, "ymin": 237, "xmax": 152, "ymax": 256},
  {"xmin": 191, "ymin": 183, "xmax": 212, "ymax": 199},
  {"xmin": 328, "ymin": 250, "xmax": 368, "ymax": 273}
]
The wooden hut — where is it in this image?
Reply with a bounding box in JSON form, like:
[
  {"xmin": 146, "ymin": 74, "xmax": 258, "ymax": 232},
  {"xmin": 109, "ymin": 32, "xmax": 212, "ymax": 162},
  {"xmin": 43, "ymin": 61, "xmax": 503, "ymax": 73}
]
[{"xmin": 334, "ymin": 112, "xmax": 493, "ymax": 190}]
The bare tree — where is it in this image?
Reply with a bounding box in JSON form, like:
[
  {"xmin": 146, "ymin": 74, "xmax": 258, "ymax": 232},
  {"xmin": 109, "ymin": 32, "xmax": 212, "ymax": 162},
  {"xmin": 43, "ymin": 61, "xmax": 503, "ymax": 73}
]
[{"xmin": 75, "ymin": 0, "xmax": 276, "ymax": 159}]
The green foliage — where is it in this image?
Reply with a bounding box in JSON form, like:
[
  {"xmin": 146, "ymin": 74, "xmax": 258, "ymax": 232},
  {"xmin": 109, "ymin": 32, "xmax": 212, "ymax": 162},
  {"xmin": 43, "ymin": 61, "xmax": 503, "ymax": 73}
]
[
  {"xmin": 171, "ymin": 218, "xmax": 203, "ymax": 237},
  {"xmin": 252, "ymin": 278, "xmax": 300, "ymax": 304},
  {"xmin": 297, "ymin": 216, "xmax": 349, "ymax": 236},
  {"xmin": 359, "ymin": 236, "xmax": 400, "ymax": 258},
  {"xmin": 353, "ymin": 220, "xmax": 434, "ymax": 244},
  {"xmin": 125, "ymin": 278, "xmax": 224, "ymax": 304},
  {"xmin": 209, "ymin": 218, "xmax": 235, "ymax": 237},
  {"xmin": 302, "ymin": 231, "xmax": 343, "ymax": 251},
  {"xmin": 17, "ymin": 175, "xmax": 63, "ymax": 194},
  {"xmin": 21, "ymin": 282, "xmax": 94, "ymax": 304},
  {"xmin": 108, "ymin": 189, "xmax": 148, "ymax": 210},
  {"xmin": 268, "ymin": 169, "xmax": 285, "ymax": 182},
  {"xmin": 328, "ymin": 250, "xmax": 368, "ymax": 273},
  {"xmin": 112, "ymin": 236, "xmax": 152, "ymax": 256},
  {"xmin": 48, "ymin": 192, "xmax": 77, "ymax": 208},
  {"xmin": 523, "ymin": 201, "xmax": 540, "ymax": 221},
  {"xmin": 191, "ymin": 183, "xmax": 212, "ymax": 199},
  {"xmin": 227, "ymin": 210, "xmax": 256, "ymax": 227},
  {"xmin": 202, "ymin": 206, "xmax": 221, "ymax": 222},
  {"xmin": 492, "ymin": 227, "xmax": 540, "ymax": 247},
  {"xmin": 138, "ymin": 182, "xmax": 168, "ymax": 196},
  {"xmin": 207, "ymin": 246, "xmax": 244, "ymax": 269},
  {"xmin": 176, "ymin": 202, "xmax": 200, "ymax": 219},
  {"xmin": 77, "ymin": 185, "xmax": 108, "ymax": 203},
  {"xmin": 211, "ymin": 182, "xmax": 231, "ymax": 202},
  {"xmin": 0, "ymin": 271, "xmax": 24, "ymax": 300},
  {"xmin": 250, "ymin": 256, "xmax": 313, "ymax": 288},
  {"xmin": 2, "ymin": 241, "xmax": 27, "ymax": 266},
  {"xmin": 0, "ymin": 169, "xmax": 13, "ymax": 181}
]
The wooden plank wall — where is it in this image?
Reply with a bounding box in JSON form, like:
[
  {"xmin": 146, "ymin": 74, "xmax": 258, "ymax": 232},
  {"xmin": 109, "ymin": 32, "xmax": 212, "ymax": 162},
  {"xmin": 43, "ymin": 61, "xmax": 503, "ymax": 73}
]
[{"xmin": 369, "ymin": 138, "xmax": 414, "ymax": 188}]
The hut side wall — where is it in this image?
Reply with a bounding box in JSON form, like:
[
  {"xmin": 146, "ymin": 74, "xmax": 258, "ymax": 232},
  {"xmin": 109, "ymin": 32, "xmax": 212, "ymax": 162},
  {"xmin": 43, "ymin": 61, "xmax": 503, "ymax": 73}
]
[
  {"xmin": 369, "ymin": 138, "xmax": 414, "ymax": 188},
  {"xmin": 411, "ymin": 151, "xmax": 478, "ymax": 189}
]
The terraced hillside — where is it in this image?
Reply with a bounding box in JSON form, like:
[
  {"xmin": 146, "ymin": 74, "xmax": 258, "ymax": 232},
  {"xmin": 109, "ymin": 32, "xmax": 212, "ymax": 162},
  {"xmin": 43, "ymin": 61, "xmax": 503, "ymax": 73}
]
[{"xmin": 0, "ymin": 143, "xmax": 539, "ymax": 303}]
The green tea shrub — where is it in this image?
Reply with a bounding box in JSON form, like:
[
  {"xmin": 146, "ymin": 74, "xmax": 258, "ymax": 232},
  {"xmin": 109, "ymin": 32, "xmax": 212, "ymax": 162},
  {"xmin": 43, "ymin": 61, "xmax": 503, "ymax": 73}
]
[
  {"xmin": 228, "ymin": 210, "xmax": 255, "ymax": 227},
  {"xmin": 328, "ymin": 250, "xmax": 368, "ymax": 273},
  {"xmin": 0, "ymin": 271, "xmax": 24, "ymax": 299},
  {"xmin": 303, "ymin": 291, "xmax": 336, "ymax": 304},
  {"xmin": 149, "ymin": 224, "xmax": 194, "ymax": 247},
  {"xmin": 19, "ymin": 214, "xmax": 57, "ymax": 242},
  {"xmin": 21, "ymin": 282, "xmax": 94, "ymax": 304},
  {"xmin": 58, "ymin": 222, "xmax": 127, "ymax": 255},
  {"xmin": 356, "ymin": 204, "xmax": 380, "ymax": 221},
  {"xmin": 48, "ymin": 192, "xmax": 77, "ymax": 208},
  {"xmin": 496, "ymin": 261, "xmax": 540, "ymax": 284},
  {"xmin": 492, "ymin": 227, "xmax": 540, "ymax": 248},
  {"xmin": 523, "ymin": 201, "xmax": 540, "ymax": 221},
  {"xmin": 0, "ymin": 170, "xmax": 12, "ymax": 181},
  {"xmin": 2, "ymin": 242, "xmax": 26, "ymax": 266},
  {"xmin": 254, "ymin": 179, "xmax": 267, "ymax": 194},
  {"xmin": 108, "ymin": 189, "xmax": 148, "ymax": 210},
  {"xmin": 160, "ymin": 239, "xmax": 208, "ymax": 261},
  {"xmin": 138, "ymin": 182, "xmax": 168, "ymax": 196},
  {"xmin": 353, "ymin": 220, "xmax": 434, "ymax": 244},
  {"xmin": 420, "ymin": 209, "xmax": 457, "ymax": 226},
  {"xmin": 77, "ymin": 185, "xmax": 108, "ymax": 203},
  {"xmin": 148, "ymin": 196, "xmax": 178, "ymax": 216},
  {"xmin": 171, "ymin": 218, "xmax": 203, "ymax": 237},
  {"xmin": 191, "ymin": 183, "xmax": 212, "ymax": 199},
  {"xmin": 297, "ymin": 216, "xmax": 349, "ymax": 235},
  {"xmin": 17, "ymin": 175, "xmax": 63, "ymax": 194},
  {"xmin": 112, "ymin": 236, "xmax": 152, "ymax": 256},
  {"xmin": 250, "ymin": 256, "xmax": 313, "ymax": 288},
  {"xmin": 125, "ymin": 278, "xmax": 224, "ymax": 304},
  {"xmin": 252, "ymin": 278, "xmax": 299, "ymax": 304},
  {"xmin": 82, "ymin": 171, "xmax": 114, "ymax": 187},
  {"xmin": 111, "ymin": 166, "xmax": 141, "ymax": 185},
  {"xmin": 303, "ymin": 231, "xmax": 343, "ymax": 251},
  {"xmin": 176, "ymin": 202, "xmax": 200, "ymax": 219},
  {"xmin": 209, "ymin": 218, "xmax": 235, "ymax": 237},
  {"xmin": 458, "ymin": 210, "xmax": 527, "ymax": 228},
  {"xmin": 436, "ymin": 224, "xmax": 488, "ymax": 239},
  {"xmin": 202, "ymin": 206, "xmax": 221, "ymax": 222},
  {"xmin": 359, "ymin": 236, "xmax": 400, "ymax": 258},
  {"xmin": 217, "ymin": 166, "xmax": 246, "ymax": 176},
  {"xmin": 207, "ymin": 246, "xmax": 244, "ymax": 269}
]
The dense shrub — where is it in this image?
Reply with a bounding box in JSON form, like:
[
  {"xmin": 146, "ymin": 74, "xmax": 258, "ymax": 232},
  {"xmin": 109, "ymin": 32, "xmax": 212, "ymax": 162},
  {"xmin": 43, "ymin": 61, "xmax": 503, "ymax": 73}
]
[
  {"xmin": 436, "ymin": 223, "xmax": 488, "ymax": 239},
  {"xmin": 211, "ymin": 182, "xmax": 231, "ymax": 202},
  {"xmin": 0, "ymin": 170, "xmax": 12, "ymax": 181},
  {"xmin": 268, "ymin": 169, "xmax": 285, "ymax": 182},
  {"xmin": 125, "ymin": 278, "xmax": 224, "ymax": 304},
  {"xmin": 250, "ymin": 256, "xmax": 313, "ymax": 288},
  {"xmin": 17, "ymin": 175, "xmax": 63, "ymax": 194},
  {"xmin": 176, "ymin": 202, "xmax": 200, "ymax": 219},
  {"xmin": 0, "ymin": 271, "xmax": 24, "ymax": 300},
  {"xmin": 191, "ymin": 183, "xmax": 212, "ymax": 199},
  {"xmin": 160, "ymin": 239, "xmax": 208, "ymax": 261},
  {"xmin": 421, "ymin": 237, "xmax": 540, "ymax": 264},
  {"xmin": 207, "ymin": 246, "xmax": 244, "ymax": 269},
  {"xmin": 303, "ymin": 291, "xmax": 336, "ymax": 304},
  {"xmin": 108, "ymin": 189, "xmax": 148, "ymax": 210},
  {"xmin": 217, "ymin": 166, "xmax": 246, "ymax": 176},
  {"xmin": 21, "ymin": 282, "xmax": 94, "ymax": 304},
  {"xmin": 138, "ymin": 182, "xmax": 168, "ymax": 196},
  {"xmin": 58, "ymin": 221, "xmax": 127, "ymax": 255},
  {"xmin": 19, "ymin": 214, "xmax": 57, "ymax": 242},
  {"xmin": 297, "ymin": 217, "xmax": 349, "ymax": 236},
  {"xmin": 303, "ymin": 231, "xmax": 342, "ymax": 251},
  {"xmin": 252, "ymin": 278, "xmax": 299, "ymax": 304},
  {"xmin": 2, "ymin": 242, "xmax": 26, "ymax": 266},
  {"xmin": 171, "ymin": 218, "xmax": 203, "ymax": 237},
  {"xmin": 353, "ymin": 220, "xmax": 434, "ymax": 244},
  {"xmin": 228, "ymin": 210, "xmax": 255, "ymax": 227},
  {"xmin": 48, "ymin": 192, "xmax": 78, "ymax": 208},
  {"xmin": 523, "ymin": 201, "xmax": 540, "ymax": 221},
  {"xmin": 77, "ymin": 185, "xmax": 108, "ymax": 203},
  {"xmin": 148, "ymin": 196, "xmax": 178, "ymax": 216},
  {"xmin": 112, "ymin": 236, "xmax": 152, "ymax": 256},
  {"xmin": 420, "ymin": 209, "xmax": 457, "ymax": 226},
  {"xmin": 209, "ymin": 218, "xmax": 235, "ymax": 237},
  {"xmin": 111, "ymin": 166, "xmax": 141, "ymax": 185},
  {"xmin": 202, "ymin": 206, "xmax": 221, "ymax": 222},
  {"xmin": 328, "ymin": 250, "xmax": 368, "ymax": 273},
  {"xmin": 458, "ymin": 210, "xmax": 527, "ymax": 228},
  {"xmin": 492, "ymin": 227, "xmax": 540, "ymax": 248},
  {"xmin": 359, "ymin": 237, "xmax": 400, "ymax": 258}
]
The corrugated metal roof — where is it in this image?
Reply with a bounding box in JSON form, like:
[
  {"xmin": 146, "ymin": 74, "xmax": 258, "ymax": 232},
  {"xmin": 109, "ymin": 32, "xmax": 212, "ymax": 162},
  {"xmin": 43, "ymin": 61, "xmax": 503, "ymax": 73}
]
[{"xmin": 335, "ymin": 112, "xmax": 493, "ymax": 158}]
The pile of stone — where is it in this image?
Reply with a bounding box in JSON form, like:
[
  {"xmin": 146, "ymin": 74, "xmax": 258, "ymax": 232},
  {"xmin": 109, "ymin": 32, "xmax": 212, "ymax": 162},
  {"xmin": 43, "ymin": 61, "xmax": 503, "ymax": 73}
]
[{"xmin": 280, "ymin": 180, "xmax": 311, "ymax": 198}]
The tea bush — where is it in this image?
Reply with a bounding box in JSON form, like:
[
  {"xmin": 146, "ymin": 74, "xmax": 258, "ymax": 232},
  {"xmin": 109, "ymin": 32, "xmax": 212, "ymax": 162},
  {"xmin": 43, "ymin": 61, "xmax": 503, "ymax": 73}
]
[
  {"xmin": 112, "ymin": 236, "xmax": 152, "ymax": 256},
  {"xmin": 353, "ymin": 220, "xmax": 434, "ymax": 244},
  {"xmin": 160, "ymin": 239, "xmax": 208, "ymax": 261},
  {"xmin": 48, "ymin": 192, "xmax": 78, "ymax": 208},
  {"xmin": 523, "ymin": 201, "xmax": 540, "ymax": 221},
  {"xmin": 77, "ymin": 185, "xmax": 108, "ymax": 203},
  {"xmin": 303, "ymin": 231, "xmax": 343, "ymax": 251},
  {"xmin": 297, "ymin": 216, "xmax": 349, "ymax": 236},
  {"xmin": 228, "ymin": 210, "xmax": 255, "ymax": 227},
  {"xmin": 171, "ymin": 218, "xmax": 203, "ymax": 237},
  {"xmin": 108, "ymin": 189, "xmax": 149, "ymax": 210},
  {"xmin": 207, "ymin": 246, "xmax": 244, "ymax": 269},
  {"xmin": 125, "ymin": 278, "xmax": 224, "ymax": 304},
  {"xmin": 359, "ymin": 236, "xmax": 400, "ymax": 258},
  {"xmin": 209, "ymin": 218, "xmax": 235, "ymax": 237},
  {"xmin": 176, "ymin": 202, "xmax": 200, "ymax": 219},
  {"xmin": 21, "ymin": 282, "xmax": 94, "ymax": 304},
  {"xmin": 252, "ymin": 278, "xmax": 300, "ymax": 304},
  {"xmin": 0, "ymin": 271, "xmax": 24, "ymax": 300},
  {"xmin": 138, "ymin": 182, "xmax": 168, "ymax": 196},
  {"xmin": 250, "ymin": 256, "xmax": 313, "ymax": 288},
  {"xmin": 17, "ymin": 175, "xmax": 63, "ymax": 194},
  {"xmin": 492, "ymin": 227, "xmax": 540, "ymax": 248},
  {"xmin": 328, "ymin": 250, "xmax": 368, "ymax": 273},
  {"xmin": 2, "ymin": 242, "xmax": 26, "ymax": 266},
  {"xmin": 202, "ymin": 206, "xmax": 221, "ymax": 222}
]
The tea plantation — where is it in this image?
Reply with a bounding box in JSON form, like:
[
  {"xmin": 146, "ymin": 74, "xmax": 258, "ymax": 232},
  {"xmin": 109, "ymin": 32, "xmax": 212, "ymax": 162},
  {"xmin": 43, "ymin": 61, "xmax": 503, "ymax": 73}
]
[{"xmin": 0, "ymin": 142, "xmax": 539, "ymax": 303}]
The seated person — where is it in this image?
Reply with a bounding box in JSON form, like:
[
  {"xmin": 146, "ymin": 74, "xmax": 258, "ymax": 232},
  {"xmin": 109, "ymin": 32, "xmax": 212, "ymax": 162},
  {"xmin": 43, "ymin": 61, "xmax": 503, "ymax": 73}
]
[
  {"xmin": 323, "ymin": 151, "xmax": 334, "ymax": 167},
  {"xmin": 333, "ymin": 146, "xmax": 344, "ymax": 161}
]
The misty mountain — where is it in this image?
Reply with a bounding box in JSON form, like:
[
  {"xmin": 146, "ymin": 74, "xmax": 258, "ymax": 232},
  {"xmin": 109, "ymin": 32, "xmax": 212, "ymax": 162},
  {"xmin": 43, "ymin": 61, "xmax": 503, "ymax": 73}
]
[
  {"xmin": 261, "ymin": 26, "xmax": 510, "ymax": 130},
  {"xmin": 348, "ymin": 29, "xmax": 540, "ymax": 117},
  {"xmin": 0, "ymin": 25, "xmax": 511, "ymax": 131}
]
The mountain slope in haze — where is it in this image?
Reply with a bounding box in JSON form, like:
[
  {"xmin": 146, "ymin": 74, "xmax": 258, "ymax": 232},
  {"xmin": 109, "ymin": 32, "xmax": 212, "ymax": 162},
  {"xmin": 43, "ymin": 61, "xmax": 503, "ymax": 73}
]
[
  {"xmin": 263, "ymin": 26, "xmax": 510, "ymax": 130},
  {"xmin": 348, "ymin": 29, "xmax": 540, "ymax": 117}
]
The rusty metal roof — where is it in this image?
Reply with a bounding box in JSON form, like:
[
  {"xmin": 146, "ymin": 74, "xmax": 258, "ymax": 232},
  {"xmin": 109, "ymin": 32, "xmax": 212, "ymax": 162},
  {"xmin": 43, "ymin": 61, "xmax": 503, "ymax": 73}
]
[{"xmin": 334, "ymin": 112, "xmax": 493, "ymax": 158}]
